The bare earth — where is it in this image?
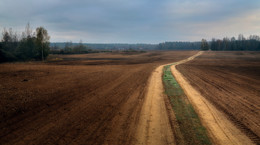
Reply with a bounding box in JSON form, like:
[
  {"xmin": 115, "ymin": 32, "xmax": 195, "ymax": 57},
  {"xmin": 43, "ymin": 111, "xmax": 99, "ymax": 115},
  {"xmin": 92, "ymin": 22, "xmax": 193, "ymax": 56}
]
[
  {"xmin": 177, "ymin": 51, "xmax": 260, "ymax": 144},
  {"xmin": 1, "ymin": 51, "xmax": 258, "ymax": 145},
  {"xmin": 0, "ymin": 51, "xmax": 196, "ymax": 145},
  {"xmin": 171, "ymin": 51, "xmax": 254, "ymax": 145},
  {"xmin": 135, "ymin": 65, "xmax": 175, "ymax": 145}
]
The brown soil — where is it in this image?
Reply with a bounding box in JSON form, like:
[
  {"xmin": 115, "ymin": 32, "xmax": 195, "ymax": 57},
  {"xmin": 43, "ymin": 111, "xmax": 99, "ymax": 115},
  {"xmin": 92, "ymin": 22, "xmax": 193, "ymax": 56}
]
[
  {"xmin": 172, "ymin": 51, "xmax": 253, "ymax": 145},
  {"xmin": 0, "ymin": 51, "xmax": 196, "ymax": 145},
  {"xmin": 176, "ymin": 51, "xmax": 260, "ymax": 144}
]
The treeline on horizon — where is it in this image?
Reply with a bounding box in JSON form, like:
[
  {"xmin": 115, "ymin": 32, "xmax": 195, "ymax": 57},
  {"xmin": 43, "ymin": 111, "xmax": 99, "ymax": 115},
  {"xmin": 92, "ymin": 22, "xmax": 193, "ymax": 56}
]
[
  {"xmin": 1, "ymin": 24, "xmax": 260, "ymax": 63},
  {"xmin": 51, "ymin": 43, "xmax": 157, "ymax": 50},
  {"xmin": 50, "ymin": 42, "xmax": 201, "ymax": 54},
  {"xmin": 157, "ymin": 42, "xmax": 201, "ymax": 50},
  {"xmin": 51, "ymin": 41, "xmax": 99, "ymax": 54},
  {"xmin": 51, "ymin": 34, "xmax": 260, "ymax": 52},
  {"xmin": 208, "ymin": 34, "xmax": 260, "ymax": 51},
  {"xmin": 50, "ymin": 42, "xmax": 155, "ymax": 54},
  {"xmin": 159, "ymin": 34, "xmax": 260, "ymax": 51}
]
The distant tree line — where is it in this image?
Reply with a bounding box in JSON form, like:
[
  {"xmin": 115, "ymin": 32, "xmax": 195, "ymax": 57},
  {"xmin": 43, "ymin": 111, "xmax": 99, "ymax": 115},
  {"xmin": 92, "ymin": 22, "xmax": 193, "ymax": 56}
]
[
  {"xmin": 201, "ymin": 34, "xmax": 260, "ymax": 51},
  {"xmin": 157, "ymin": 42, "xmax": 201, "ymax": 50},
  {"xmin": 200, "ymin": 39, "xmax": 210, "ymax": 51},
  {"xmin": 0, "ymin": 23, "xmax": 50, "ymax": 62},
  {"xmin": 50, "ymin": 43, "xmax": 157, "ymax": 50},
  {"xmin": 50, "ymin": 40, "xmax": 98, "ymax": 54}
]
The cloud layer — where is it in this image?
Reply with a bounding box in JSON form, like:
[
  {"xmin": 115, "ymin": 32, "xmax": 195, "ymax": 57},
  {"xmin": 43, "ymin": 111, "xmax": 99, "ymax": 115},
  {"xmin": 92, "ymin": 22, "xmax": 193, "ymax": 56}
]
[{"xmin": 0, "ymin": 0, "xmax": 259, "ymax": 43}]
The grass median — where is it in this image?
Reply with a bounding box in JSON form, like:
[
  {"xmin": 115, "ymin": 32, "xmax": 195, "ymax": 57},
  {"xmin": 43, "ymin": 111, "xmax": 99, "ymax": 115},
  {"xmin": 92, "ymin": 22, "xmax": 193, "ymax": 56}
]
[{"xmin": 163, "ymin": 64, "xmax": 211, "ymax": 145}]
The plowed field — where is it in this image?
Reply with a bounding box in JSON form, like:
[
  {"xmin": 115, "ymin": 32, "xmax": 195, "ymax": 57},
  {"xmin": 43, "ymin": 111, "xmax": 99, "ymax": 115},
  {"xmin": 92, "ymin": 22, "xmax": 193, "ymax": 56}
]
[
  {"xmin": 177, "ymin": 51, "xmax": 260, "ymax": 144},
  {"xmin": 0, "ymin": 51, "xmax": 196, "ymax": 145}
]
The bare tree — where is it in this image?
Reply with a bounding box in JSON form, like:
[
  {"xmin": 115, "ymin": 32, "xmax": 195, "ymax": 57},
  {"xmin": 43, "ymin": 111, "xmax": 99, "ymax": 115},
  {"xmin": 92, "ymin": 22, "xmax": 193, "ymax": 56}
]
[{"xmin": 25, "ymin": 23, "xmax": 33, "ymax": 38}]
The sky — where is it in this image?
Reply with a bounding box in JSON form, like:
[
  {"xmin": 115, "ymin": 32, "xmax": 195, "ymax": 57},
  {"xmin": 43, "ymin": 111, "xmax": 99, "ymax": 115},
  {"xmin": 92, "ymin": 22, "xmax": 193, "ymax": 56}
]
[{"xmin": 0, "ymin": 0, "xmax": 260, "ymax": 43}]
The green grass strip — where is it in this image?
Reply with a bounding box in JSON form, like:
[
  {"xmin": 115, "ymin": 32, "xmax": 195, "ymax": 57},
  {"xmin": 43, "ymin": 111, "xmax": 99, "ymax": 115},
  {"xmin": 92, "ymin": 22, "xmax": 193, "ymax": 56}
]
[{"xmin": 163, "ymin": 65, "xmax": 211, "ymax": 145}]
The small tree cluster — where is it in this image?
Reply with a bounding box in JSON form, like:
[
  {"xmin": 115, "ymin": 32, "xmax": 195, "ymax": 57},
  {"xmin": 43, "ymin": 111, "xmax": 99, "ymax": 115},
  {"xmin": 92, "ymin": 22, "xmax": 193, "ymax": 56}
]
[{"xmin": 0, "ymin": 23, "xmax": 50, "ymax": 62}]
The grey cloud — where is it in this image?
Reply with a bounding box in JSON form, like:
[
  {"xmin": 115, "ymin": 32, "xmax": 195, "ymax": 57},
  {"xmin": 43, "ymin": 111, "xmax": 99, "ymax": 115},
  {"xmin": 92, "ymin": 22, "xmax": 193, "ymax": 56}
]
[{"xmin": 0, "ymin": 0, "xmax": 259, "ymax": 43}]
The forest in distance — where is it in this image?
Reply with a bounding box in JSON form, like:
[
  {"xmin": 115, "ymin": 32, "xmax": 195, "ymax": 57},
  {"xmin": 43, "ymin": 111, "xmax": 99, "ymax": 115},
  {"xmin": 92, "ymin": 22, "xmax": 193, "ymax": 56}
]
[
  {"xmin": 51, "ymin": 34, "xmax": 260, "ymax": 51},
  {"xmin": 0, "ymin": 24, "xmax": 260, "ymax": 62}
]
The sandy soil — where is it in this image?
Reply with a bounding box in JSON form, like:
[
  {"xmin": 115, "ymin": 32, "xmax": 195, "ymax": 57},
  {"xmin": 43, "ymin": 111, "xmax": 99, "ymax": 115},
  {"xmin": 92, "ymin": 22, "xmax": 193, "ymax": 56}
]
[
  {"xmin": 177, "ymin": 51, "xmax": 260, "ymax": 144},
  {"xmin": 135, "ymin": 51, "xmax": 204, "ymax": 145},
  {"xmin": 0, "ymin": 51, "xmax": 197, "ymax": 145},
  {"xmin": 171, "ymin": 53, "xmax": 254, "ymax": 144},
  {"xmin": 135, "ymin": 65, "xmax": 175, "ymax": 145}
]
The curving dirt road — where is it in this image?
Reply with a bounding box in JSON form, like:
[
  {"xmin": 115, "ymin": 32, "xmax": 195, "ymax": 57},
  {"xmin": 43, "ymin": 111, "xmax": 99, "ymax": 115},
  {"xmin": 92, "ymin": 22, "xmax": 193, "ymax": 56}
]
[
  {"xmin": 171, "ymin": 52, "xmax": 254, "ymax": 145},
  {"xmin": 135, "ymin": 52, "xmax": 203, "ymax": 145}
]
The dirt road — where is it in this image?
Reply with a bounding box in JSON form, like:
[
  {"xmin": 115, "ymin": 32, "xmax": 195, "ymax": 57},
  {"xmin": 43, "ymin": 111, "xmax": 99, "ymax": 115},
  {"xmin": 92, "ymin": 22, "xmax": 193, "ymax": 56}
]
[
  {"xmin": 136, "ymin": 51, "xmax": 254, "ymax": 145},
  {"xmin": 135, "ymin": 65, "xmax": 175, "ymax": 145},
  {"xmin": 171, "ymin": 52, "xmax": 254, "ymax": 145},
  {"xmin": 135, "ymin": 52, "xmax": 203, "ymax": 145},
  {"xmin": 176, "ymin": 51, "xmax": 260, "ymax": 144}
]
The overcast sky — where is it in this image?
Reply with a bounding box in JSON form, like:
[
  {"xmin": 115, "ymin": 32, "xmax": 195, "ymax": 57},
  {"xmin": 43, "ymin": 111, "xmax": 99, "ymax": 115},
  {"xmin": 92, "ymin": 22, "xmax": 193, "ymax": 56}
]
[{"xmin": 0, "ymin": 0, "xmax": 259, "ymax": 43}]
